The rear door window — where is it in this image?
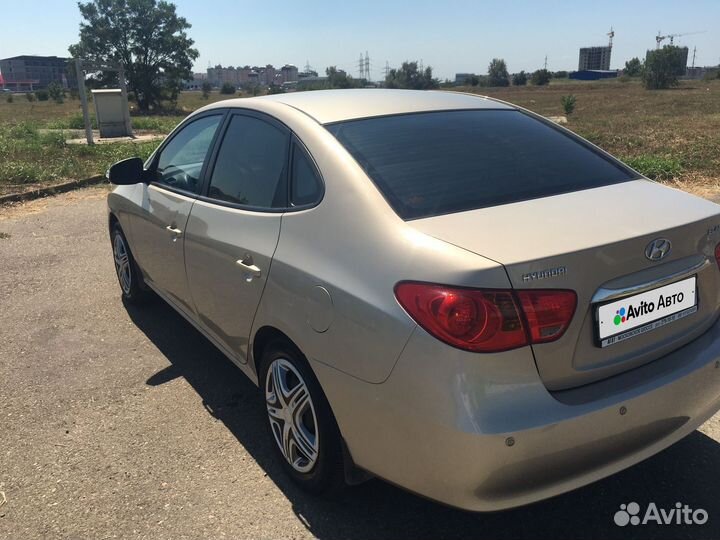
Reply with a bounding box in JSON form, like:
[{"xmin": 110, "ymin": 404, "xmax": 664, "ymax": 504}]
[
  {"xmin": 291, "ymin": 144, "xmax": 323, "ymax": 207},
  {"xmin": 207, "ymin": 114, "xmax": 289, "ymax": 208},
  {"xmin": 326, "ymin": 110, "xmax": 636, "ymax": 220}
]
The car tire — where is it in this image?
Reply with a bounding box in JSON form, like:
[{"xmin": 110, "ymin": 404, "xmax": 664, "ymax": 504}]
[
  {"xmin": 111, "ymin": 222, "xmax": 150, "ymax": 304},
  {"xmin": 260, "ymin": 340, "xmax": 345, "ymax": 495}
]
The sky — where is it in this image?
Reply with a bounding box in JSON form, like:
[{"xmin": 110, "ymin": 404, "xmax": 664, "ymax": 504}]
[{"xmin": 2, "ymin": 0, "xmax": 719, "ymax": 81}]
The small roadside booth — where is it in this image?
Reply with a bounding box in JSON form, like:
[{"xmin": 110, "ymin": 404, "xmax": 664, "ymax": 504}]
[{"xmin": 91, "ymin": 89, "xmax": 133, "ymax": 138}]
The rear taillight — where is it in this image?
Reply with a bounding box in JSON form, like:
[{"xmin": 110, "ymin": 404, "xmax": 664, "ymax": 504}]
[
  {"xmin": 394, "ymin": 282, "xmax": 576, "ymax": 353},
  {"xmin": 714, "ymin": 242, "xmax": 720, "ymax": 270},
  {"xmin": 516, "ymin": 290, "xmax": 577, "ymax": 344}
]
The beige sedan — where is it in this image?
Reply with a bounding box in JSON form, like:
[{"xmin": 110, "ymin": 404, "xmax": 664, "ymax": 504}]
[{"xmin": 107, "ymin": 89, "xmax": 720, "ymax": 511}]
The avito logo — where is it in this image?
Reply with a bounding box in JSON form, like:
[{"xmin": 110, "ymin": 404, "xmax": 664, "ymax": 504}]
[
  {"xmin": 613, "ymin": 293, "xmax": 685, "ymax": 327},
  {"xmin": 614, "ymin": 501, "xmax": 708, "ymax": 527}
]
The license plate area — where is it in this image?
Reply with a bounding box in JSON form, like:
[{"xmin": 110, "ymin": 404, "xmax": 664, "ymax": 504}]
[{"xmin": 595, "ymin": 276, "xmax": 697, "ymax": 348}]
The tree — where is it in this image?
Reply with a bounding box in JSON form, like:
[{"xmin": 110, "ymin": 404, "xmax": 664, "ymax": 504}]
[
  {"xmin": 487, "ymin": 58, "xmax": 509, "ymax": 87},
  {"xmin": 561, "ymin": 95, "xmax": 576, "ymax": 115},
  {"xmin": 624, "ymin": 57, "xmax": 642, "ymax": 77},
  {"xmin": 553, "ymin": 70, "xmax": 568, "ymax": 79},
  {"xmin": 201, "ymin": 81, "xmax": 212, "ymax": 99},
  {"xmin": 512, "ymin": 71, "xmax": 528, "ymax": 86},
  {"xmin": 643, "ymin": 46, "xmax": 685, "ymax": 89},
  {"xmin": 69, "ymin": 0, "xmax": 199, "ymax": 111},
  {"xmin": 220, "ymin": 82, "xmax": 236, "ymax": 95},
  {"xmin": 47, "ymin": 81, "xmax": 65, "ymax": 103},
  {"xmin": 385, "ymin": 61, "xmax": 438, "ymax": 90},
  {"xmin": 326, "ymin": 66, "xmax": 355, "ymax": 89},
  {"xmin": 531, "ymin": 69, "xmax": 551, "ymax": 86}
]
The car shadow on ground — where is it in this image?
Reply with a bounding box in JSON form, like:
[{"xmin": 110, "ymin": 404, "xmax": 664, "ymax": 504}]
[{"xmin": 126, "ymin": 298, "xmax": 720, "ymax": 540}]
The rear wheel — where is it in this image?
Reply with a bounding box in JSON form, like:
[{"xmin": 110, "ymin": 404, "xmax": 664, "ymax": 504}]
[
  {"xmin": 111, "ymin": 223, "xmax": 150, "ymax": 304},
  {"xmin": 260, "ymin": 341, "xmax": 344, "ymax": 494}
]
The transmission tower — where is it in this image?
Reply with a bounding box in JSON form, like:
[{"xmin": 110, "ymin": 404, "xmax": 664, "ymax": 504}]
[
  {"xmin": 358, "ymin": 53, "xmax": 365, "ymax": 79},
  {"xmin": 383, "ymin": 60, "xmax": 390, "ymax": 79}
]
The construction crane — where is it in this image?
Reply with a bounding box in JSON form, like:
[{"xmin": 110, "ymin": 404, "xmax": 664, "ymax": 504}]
[
  {"xmin": 607, "ymin": 27, "xmax": 615, "ymax": 48},
  {"xmin": 656, "ymin": 30, "xmax": 706, "ymax": 48}
]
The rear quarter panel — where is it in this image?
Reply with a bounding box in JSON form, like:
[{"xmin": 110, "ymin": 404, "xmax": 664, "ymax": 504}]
[{"xmin": 249, "ymin": 106, "xmax": 511, "ymax": 383}]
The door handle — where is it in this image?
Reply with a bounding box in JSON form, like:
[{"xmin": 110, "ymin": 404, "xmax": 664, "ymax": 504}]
[
  {"xmin": 165, "ymin": 225, "xmax": 183, "ymax": 236},
  {"xmin": 236, "ymin": 257, "xmax": 261, "ymax": 278}
]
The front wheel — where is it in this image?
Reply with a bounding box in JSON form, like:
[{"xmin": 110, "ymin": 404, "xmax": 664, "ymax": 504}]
[
  {"xmin": 111, "ymin": 223, "xmax": 150, "ymax": 304},
  {"xmin": 260, "ymin": 341, "xmax": 345, "ymax": 494}
]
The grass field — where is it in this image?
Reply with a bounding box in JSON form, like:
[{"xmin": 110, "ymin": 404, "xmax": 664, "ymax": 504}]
[
  {"xmin": 456, "ymin": 79, "xmax": 720, "ymax": 188},
  {"xmin": 1, "ymin": 80, "xmax": 719, "ymax": 196}
]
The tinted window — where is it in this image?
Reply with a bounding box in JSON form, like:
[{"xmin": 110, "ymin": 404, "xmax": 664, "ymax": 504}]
[
  {"xmin": 327, "ymin": 110, "xmax": 635, "ymax": 220},
  {"xmin": 155, "ymin": 115, "xmax": 222, "ymax": 193},
  {"xmin": 208, "ymin": 115, "xmax": 288, "ymax": 208},
  {"xmin": 291, "ymin": 144, "xmax": 322, "ymax": 206}
]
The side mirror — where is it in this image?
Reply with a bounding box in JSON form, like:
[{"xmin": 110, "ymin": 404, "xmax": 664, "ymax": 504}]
[{"xmin": 107, "ymin": 157, "xmax": 146, "ymax": 185}]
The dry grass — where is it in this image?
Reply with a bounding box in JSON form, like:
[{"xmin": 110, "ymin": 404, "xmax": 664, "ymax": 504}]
[
  {"xmin": 0, "ymin": 90, "xmax": 244, "ymax": 126},
  {"xmin": 455, "ymin": 78, "xmax": 720, "ymax": 182}
]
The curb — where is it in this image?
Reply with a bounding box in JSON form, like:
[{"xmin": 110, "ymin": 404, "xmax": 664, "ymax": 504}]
[{"xmin": 0, "ymin": 175, "xmax": 107, "ymax": 206}]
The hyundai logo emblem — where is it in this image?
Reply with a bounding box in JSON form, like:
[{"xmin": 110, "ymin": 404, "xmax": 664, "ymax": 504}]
[{"xmin": 645, "ymin": 238, "xmax": 671, "ymax": 261}]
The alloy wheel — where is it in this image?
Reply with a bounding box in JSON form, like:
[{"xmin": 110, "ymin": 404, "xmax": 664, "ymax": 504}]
[
  {"xmin": 113, "ymin": 232, "xmax": 132, "ymax": 294},
  {"xmin": 265, "ymin": 358, "xmax": 320, "ymax": 473}
]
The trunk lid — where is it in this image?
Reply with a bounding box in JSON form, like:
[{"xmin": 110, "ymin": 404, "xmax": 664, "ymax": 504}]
[{"xmin": 411, "ymin": 180, "xmax": 720, "ymax": 390}]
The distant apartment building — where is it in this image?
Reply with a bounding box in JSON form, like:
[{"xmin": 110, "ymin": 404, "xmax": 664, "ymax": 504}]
[
  {"xmin": 280, "ymin": 64, "xmax": 299, "ymax": 84},
  {"xmin": 578, "ymin": 46, "xmax": 612, "ymax": 71},
  {"xmin": 207, "ymin": 64, "xmax": 284, "ymax": 87},
  {"xmin": 184, "ymin": 72, "xmax": 208, "ymax": 90},
  {"xmin": 0, "ymin": 55, "xmax": 75, "ymax": 91}
]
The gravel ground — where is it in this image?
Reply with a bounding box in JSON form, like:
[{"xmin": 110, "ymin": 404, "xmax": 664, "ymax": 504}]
[{"xmin": 0, "ymin": 186, "xmax": 719, "ymax": 540}]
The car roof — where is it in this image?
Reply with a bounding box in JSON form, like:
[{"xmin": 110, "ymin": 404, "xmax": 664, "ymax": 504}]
[{"xmin": 213, "ymin": 89, "xmax": 515, "ymax": 125}]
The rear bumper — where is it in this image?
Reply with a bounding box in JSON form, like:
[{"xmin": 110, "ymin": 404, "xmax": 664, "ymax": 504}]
[{"xmin": 311, "ymin": 320, "xmax": 720, "ymax": 511}]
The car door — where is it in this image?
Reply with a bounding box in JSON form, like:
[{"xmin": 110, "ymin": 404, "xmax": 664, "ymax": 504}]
[
  {"xmin": 183, "ymin": 111, "xmax": 291, "ymax": 363},
  {"xmin": 130, "ymin": 112, "xmax": 224, "ymax": 314}
]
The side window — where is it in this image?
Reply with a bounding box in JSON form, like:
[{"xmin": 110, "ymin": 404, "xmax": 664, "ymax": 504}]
[
  {"xmin": 207, "ymin": 115, "xmax": 289, "ymax": 208},
  {"xmin": 154, "ymin": 115, "xmax": 222, "ymax": 194},
  {"xmin": 291, "ymin": 144, "xmax": 322, "ymax": 206}
]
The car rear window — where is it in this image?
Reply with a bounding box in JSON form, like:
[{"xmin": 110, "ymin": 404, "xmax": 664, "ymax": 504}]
[{"xmin": 326, "ymin": 110, "xmax": 636, "ymax": 220}]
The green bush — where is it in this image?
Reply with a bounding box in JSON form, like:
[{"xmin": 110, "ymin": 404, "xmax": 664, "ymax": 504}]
[
  {"xmin": 6, "ymin": 94, "xmax": 13, "ymax": 103},
  {"xmin": 201, "ymin": 81, "xmax": 212, "ymax": 98},
  {"xmin": 623, "ymin": 154, "xmax": 683, "ymax": 180},
  {"xmin": 512, "ymin": 71, "xmax": 528, "ymax": 86},
  {"xmin": 25, "ymin": 92, "xmax": 35, "ymax": 102},
  {"xmin": 561, "ymin": 95, "xmax": 576, "ymax": 115},
  {"xmin": 220, "ymin": 82, "xmax": 236, "ymax": 95},
  {"xmin": 531, "ymin": 69, "xmax": 551, "ymax": 86},
  {"xmin": 643, "ymin": 46, "xmax": 685, "ymax": 90},
  {"xmin": 47, "ymin": 81, "xmax": 65, "ymax": 103},
  {"xmin": 35, "ymin": 90, "xmax": 49, "ymax": 101}
]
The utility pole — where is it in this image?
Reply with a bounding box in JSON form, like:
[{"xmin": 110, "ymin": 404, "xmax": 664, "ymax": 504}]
[
  {"xmin": 544, "ymin": 55, "xmax": 548, "ymax": 70},
  {"xmin": 117, "ymin": 63, "xmax": 133, "ymax": 137},
  {"xmin": 365, "ymin": 51, "xmax": 371, "ymax": 81},
  {"xmin": 692, "ymin": 46, "xmax": 697, "ymax": 69},
  {"xmin": 74, "ymin": 58, "xmax": 93, "ymax": 145}
]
